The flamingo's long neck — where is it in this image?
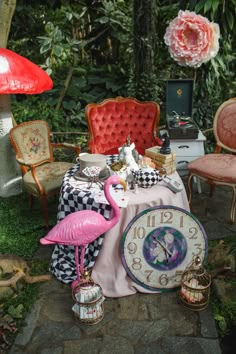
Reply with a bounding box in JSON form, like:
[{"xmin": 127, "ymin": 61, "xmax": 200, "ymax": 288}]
[{"xmin": 104, "ymin": 181, "xmax": 121, "ymax": 228}]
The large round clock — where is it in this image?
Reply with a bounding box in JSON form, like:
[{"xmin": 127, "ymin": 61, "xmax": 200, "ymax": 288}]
[{"xmin": 120, "ymin": 205, "xmax": 208, "ymax": 292}]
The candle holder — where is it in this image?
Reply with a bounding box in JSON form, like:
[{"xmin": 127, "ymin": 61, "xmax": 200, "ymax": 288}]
[{"xmin": 179, "ymin": 256, "xmax": 211, "ymax": 311}]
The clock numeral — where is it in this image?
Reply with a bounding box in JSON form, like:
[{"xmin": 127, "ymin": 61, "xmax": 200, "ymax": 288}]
[
  {"xmin": 133, "ymin": 226, "xmax": 146, "ymax": 239},
  {"xmin": 131, "ymin": 257, "xmax": 142, "ymax": 270},
  {"xmin": 160, "ymin": 211, "xmax": 173, "ymax": 224},
  {"xmin": 192, "ymin": 243, "xmax": 203, "ymax": 256},
  {"xmin": 127, "ymin": 242, "xmax": 137, "ymax": 254},
  {"xmin": 147, "ymin": 215, "xmax": 156, "ymax": 227},
  {"xmin": 145, "ymin": 270, "xmax": 153, "ymax": 282},
  {"xmin": 179, "ymin": 215, "xmax": 184, "ymax": 228},
  {"xmin": 174, "ymin": 270, "xmax": 183, "ymax": 283},
  {"xmin": 189, "ymin": 227, "xmax": 198, "ymax": 239},
  {"xmin": 159, "ymin": 274, "xmax": 168, "ymax": 286}
]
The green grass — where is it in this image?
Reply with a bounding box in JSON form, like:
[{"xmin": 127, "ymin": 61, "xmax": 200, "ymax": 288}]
[
  {"xmin": 0, "ymin": 192, "xmax": 58, "ymax": 351},
  {"xmin": 0, "ymin": 193, "xmax": 58, "ymax": 258}
]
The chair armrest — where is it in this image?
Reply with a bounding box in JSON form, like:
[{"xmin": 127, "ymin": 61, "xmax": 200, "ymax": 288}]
[
  {"xmin": 50, "ymin": 131, "xmax": 86, "ymax": 155},
  {"xmin": 16, "ymin": 157, "xmax": 28, "ymax": 166},
  {"xmin": 51, "ymin": 142, "xmax": 81, "ymax": 155},
  {"xmin": 202, "ymin": 128, "xmax": 213, "ymax": 134}
]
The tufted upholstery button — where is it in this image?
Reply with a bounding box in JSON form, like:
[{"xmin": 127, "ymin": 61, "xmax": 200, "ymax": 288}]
[{"xmin": 85, "ymin": 97, "xmax": 160, "ymax": 155}]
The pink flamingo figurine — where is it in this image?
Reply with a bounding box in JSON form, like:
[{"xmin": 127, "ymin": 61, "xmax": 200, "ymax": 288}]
[{"xmin": 40, "ymin": 175, "xmax": 126, "ymax": 288}]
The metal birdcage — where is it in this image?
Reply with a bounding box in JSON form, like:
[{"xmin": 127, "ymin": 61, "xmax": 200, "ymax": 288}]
[
  {"xmin": 72, "ymin": 270, "xmax": 105, "ymax": 325},
  {"xmin": 179, "ymin": 256, "xmax": 211, "ymax": 311}
]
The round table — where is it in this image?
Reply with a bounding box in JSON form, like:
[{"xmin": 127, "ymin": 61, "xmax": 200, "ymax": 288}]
[{"xmin": 49, "ymin": 155, "xmax": 190, "ymax": 296}]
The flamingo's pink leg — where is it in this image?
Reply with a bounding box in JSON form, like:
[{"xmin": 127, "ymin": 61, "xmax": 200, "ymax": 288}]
[
  {"xmin": 80, "ymin": 245, "xmax": 86, "ymax": 275},
  {"xmin": 75, "ymin": 245, "xmax": 80, "ymax": 282},
  {"xmin": 71, "ymin": 245, "xmax": 80, "ymax": 289}
]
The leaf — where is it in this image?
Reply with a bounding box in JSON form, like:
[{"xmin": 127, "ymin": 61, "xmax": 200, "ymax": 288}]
[
  {"xmin": 189, "ymin": 0, "xmax": 198, "ymax": 10},
  {"xmin": 212, "ymin": 0, "xmax": 220, "ymax": 14},
  {"xmin": 7, "ymin": 304, "xmax": 24, "ymax": 319},
  {"xmin": 225, "ymin": 9, "xmax": 234, "ymax": 30},
  {"xmin": 218, "ymin": 317, "xmax": 227, "ymax": 332},
  {"xmin": 65, "ymin": 12, "xmax": 73, "ymax": 21},
  {"xmin": 96, "ymin": 16, "xmax": 109, "ymax": 24},
  {"xmin": 194, "ymin": 0, "xmax": 205, "ymax": 13},
  {"xmin": 214, "ymin": 313, "xmax": 224, "ymax": 321},
  {"xmin": 53, "ymin": 45, "xmax": 63, "ymax": 57},
  {"xmin": 46, "ymin": 68, "xmax": 52, "ymax": 76},
  {"xmin": 204, "ymin": 0, "xmax": 213, "ymax": 13},
  {"xmin": 40, "ymin": 43, "xmax": 51, "ymax": 54}
]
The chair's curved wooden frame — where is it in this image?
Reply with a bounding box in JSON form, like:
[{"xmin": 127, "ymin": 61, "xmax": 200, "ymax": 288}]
[
  {"xmin": 9, "ymin": 120, "xmax": 81, "ymax": 227},
  {"xmin": 188, "ymin": 98, "xmax": 236, "ymax": 223},
  {"xmin": 85, "ymin": 96, "xmax": 160, "ymax": 154}
]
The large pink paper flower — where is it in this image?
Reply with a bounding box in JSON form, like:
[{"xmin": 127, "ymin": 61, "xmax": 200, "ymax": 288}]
[{"xmin": 164, "ymin": 10, "xmax": 220, "ymax": 68}]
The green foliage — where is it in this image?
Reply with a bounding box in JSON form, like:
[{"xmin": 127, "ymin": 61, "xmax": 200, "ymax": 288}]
[
  {"xmin": 212, "ymin": 298, "xmax": 236, "ymax": 337},
  {"xmin": 11, "ymin": 96, "xmax": 65, "ymax": 132},
  {"xmin": 8, "ymin": 304, "xmax": 25, "ymax": 319},
  {"xmin": 2, "ymin": 282, "xmax": 41, "ymax": 347},
  {"xmin": 7, "ymin": 0, "xmax": 236, "ymax": 139},
  {"xmin": 0, "ymin": 192, "xmax": 57, "ymax": 350},
  {"xmin": 191, "ymin": 0, "xmax": 236, "ymax": 129}
]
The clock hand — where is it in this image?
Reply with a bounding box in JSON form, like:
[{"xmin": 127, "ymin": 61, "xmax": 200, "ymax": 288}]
[{"xmin": 154, "ymin": 239, "xmax": 172, "ymax": 257}]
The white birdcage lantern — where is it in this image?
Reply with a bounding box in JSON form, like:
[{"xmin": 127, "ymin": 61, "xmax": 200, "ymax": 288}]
[{"xmin": 179, "ymin": 256, "xmax": 211, "ymax": 311}]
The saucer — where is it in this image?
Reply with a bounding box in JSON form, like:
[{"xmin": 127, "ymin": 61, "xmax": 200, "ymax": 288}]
[{"xmin": 73, "ymin": 166, "xmax": 111, "ymax": 182}]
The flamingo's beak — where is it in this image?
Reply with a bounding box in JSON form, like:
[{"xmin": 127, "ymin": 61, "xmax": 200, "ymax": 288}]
[{"xmin": 119, "ymin": 178, "xmax": 127, "ymax": 191}]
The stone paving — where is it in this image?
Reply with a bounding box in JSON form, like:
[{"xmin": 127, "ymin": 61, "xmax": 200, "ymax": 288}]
[
  {"xmin": 9, "ymin": 178, "xmax": 236, "ymax": 354},
  {"xmin": 10, "ymin": 277, "xmax": 221, "ymax": 354}
]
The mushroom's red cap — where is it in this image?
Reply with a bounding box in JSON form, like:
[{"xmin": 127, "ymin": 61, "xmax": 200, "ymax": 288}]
[{"xmin": 0, "ymin": 48, "xmax": 53, "ymax": 94}]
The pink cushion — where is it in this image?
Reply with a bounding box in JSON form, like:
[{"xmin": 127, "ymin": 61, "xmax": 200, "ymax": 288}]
[{"xmin": 188, "ymin": 154, "xmax": 236, "ymax": 183}]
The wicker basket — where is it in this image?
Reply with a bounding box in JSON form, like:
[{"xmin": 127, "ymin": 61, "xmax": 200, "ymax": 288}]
[{"xmin": 72, "ymin": 278, "xmax": 105, "ymax": 325}]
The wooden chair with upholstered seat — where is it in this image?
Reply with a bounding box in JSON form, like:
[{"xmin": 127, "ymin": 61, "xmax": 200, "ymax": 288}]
[
  {"xmin": 85, "ymin": 96, "xmax": 161, "ymax": 155},
  {"xmin": 188, "ymin": 98, "xmax": 236, "ymax": 223},
  {"xmin": 9, "ymin": 120, "xmax": 81, "ymax": 227}
]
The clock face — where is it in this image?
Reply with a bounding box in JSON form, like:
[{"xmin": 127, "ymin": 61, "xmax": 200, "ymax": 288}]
[{"xmin": 120, "ymin": 206, "xmax": 208, "ymax": 292}]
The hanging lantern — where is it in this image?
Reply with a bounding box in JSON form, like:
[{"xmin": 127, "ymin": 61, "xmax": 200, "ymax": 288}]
[
  {"xmin": 72, "ymin": 270, "xmax": 105, "ymax": 325},
  {"xmin": 179, "ymin": 256, "xmax": 211, "ymax": 311}
]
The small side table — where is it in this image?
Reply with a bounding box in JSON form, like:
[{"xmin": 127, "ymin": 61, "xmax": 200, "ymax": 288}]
[{"xmin": 170, "ymin": 130, "xmax": 206, "ymax": 193}]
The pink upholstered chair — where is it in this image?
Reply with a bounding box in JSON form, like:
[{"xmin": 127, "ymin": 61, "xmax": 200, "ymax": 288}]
[
  {"xmin": 85, "ymin": 96, "xmax": 160, "ymax": 155},
  {"xmin": 9, "ymin": 120, "xmax": 81, "ymax": 227},
  {"xmin": 188, "ymin": 98, "xmax": 236, "ymax": 223}
]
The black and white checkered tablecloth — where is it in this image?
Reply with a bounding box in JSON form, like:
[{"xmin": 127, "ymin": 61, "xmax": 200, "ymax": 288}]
[{"xmin": 49, "ymin": 155, "xmax": 120, "ymax": 283}]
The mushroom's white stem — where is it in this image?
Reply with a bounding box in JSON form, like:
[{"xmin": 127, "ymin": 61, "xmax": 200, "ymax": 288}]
[{"xmin": 0, "ymin": 94, "xmax": 22, "ymax": 197}]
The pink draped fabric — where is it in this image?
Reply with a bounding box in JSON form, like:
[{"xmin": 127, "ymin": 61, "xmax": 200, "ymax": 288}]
[{"xmin": 92, "ymin": 172, "xmax": 190, "ymax": 297}]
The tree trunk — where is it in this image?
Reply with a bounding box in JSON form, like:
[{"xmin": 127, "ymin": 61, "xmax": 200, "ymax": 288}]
[
  {"xmin": 0, "ymin": 0, "xmax": 22, "ymax": 197},
  {"xmin": 0, "ymin": 0, "xmax": 16, "ymax": 48},
  {"xmin": 133, "ymin": 0, "xmax": 157, "ymax": 101}
]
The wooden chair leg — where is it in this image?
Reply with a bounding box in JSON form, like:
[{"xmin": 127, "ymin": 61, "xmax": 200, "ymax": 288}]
[
  {"xmin": 187, "ymin": 173, "xmax": 194, "ymax": 205},
  {"xmin": 209, "ymin": 184, "xmax": 215, "ymax": 197},
  {"xmin": 29, "ymin": 194, "xmax": 34, "ymax": 209},
  {"xmin": 41, "ymin": 196, "xmax": 49, "ymax": 228},
  {"xmin": 230, "ymin": 186, "xmax": 236, "ymax": 224}
]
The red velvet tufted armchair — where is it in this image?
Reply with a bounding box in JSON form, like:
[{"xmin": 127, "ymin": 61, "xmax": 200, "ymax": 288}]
[
  {"xmin": 188, "ymin": 98, "xmax": 236, "ymax": 223},
  {"xmin": 85, "ymin": 96, "xmax": 160, "ymax": 155}
]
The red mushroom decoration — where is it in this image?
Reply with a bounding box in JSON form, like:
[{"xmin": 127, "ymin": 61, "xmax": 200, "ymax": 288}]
[{"xmin": 0, "ymin": 48, "xmax": 53, "ymax": 197}]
